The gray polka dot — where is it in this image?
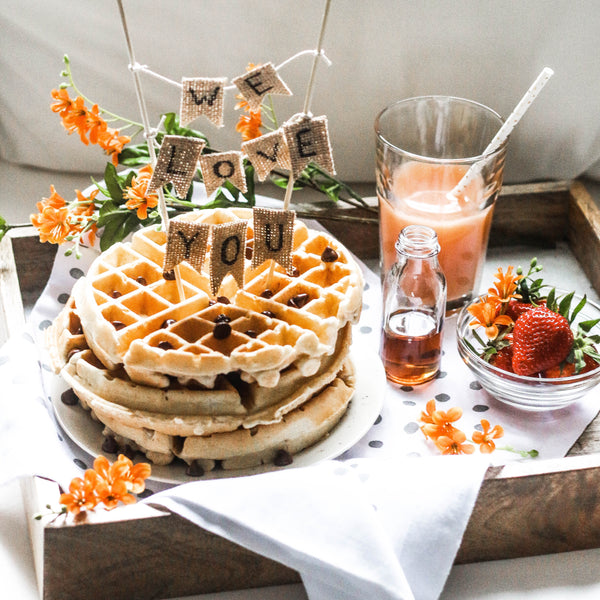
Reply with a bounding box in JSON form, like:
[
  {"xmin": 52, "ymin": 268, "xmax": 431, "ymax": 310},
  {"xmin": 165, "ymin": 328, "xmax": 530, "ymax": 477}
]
[
  {"xmin": 406, "ymin": 451, "xmax": 421, "ymax": 458},
  {"xmin": 474, "ymin": 423, "xmax": 483, "ymax": 432},
  {"xmin": 359, "ymin": 326, "xmax": 372, "ymax": 334},
  {"xmin": 70, "ymin": 268, "xmax": 85, "ymax": 279},
  {"xmin": 364, "ymin": 283, "xmax": 370, "ymax": 291},
  {"xmin": 374, "ymin": 414, "xmax": 382, "ymax": 425},
  {"xmin": 41, "ymin": 363, "xmax": 53, "ymax": 372},
  {"xmin": 363, "ymin": 303, "xmax": 370, "ymax": 310},
  {"xmin": 73, "ymin": 458, "xmax": 87, "ymax": 470},
  {"xmin": 401, "ymin": 385, "xmax": 413, "ymax": 392},
  {"xmin": 473, "ymin": 404, "xmax": 489, "ymax": 412},
  {"xmin": 404, "ymin": 422, "xmax": 420, "ymax": 434},
  {"xmin": 435, "ymin": 371, "xmax": 447, "ymax": 379},
  {"xmin": 470, "ymin": 381, "xmax": 483, "ymax": 390},
  {"xmin": 368, "ymin": 440, "xmax": 383, "ymax": 449},
  {"xmin": 58, "ymin": 293, "xmax": 70, "ymax": 304},
  {"xmin": 435, "ymin": 393, "xmax": 450, "ymax": 402},
  {"xmin": 402, "ymin": 400, "xmax": 416, "ymax": 406},
  {"xmin": 39, "ymin": 320, "xmax": 52, "ymax": 331},
  {"xmin": 138, "ymin": 489, "xmax": 154, "ymax": 499}
]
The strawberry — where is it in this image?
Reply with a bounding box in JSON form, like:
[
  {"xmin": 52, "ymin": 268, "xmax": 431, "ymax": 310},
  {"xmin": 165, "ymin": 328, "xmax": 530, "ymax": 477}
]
[
  {"xmin": 512, "ymin": 306, "xmax": 574, "ymax": 376},
  {"xmin": 504, "ymin": 298, "xmax": 546, "ymax": 321},
  {"xmin": 489, "ymin": 346, "xmax": 514, "ymax": 373}
]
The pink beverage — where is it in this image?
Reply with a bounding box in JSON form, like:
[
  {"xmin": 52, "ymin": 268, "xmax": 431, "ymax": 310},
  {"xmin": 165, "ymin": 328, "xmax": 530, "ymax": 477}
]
[{"xmin": 379, "ymin": 161, "xmax": 494, "ymax": 310}]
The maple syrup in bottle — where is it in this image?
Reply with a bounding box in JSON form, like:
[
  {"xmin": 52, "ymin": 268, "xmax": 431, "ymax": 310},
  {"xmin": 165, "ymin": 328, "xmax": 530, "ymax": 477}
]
[{"xmin": 381, "ymin": 225, "xmax": 446, "ymax": 385}]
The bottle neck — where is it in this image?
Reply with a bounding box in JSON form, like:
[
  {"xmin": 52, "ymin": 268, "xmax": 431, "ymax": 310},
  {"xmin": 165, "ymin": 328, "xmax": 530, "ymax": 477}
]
[{"xmin": 395, "ymin": 225, "xmax": 440, "ymax": 260}]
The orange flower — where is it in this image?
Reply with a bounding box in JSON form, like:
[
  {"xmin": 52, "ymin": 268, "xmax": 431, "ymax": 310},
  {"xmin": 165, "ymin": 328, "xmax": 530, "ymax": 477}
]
[
  {"xmin": 50, "ymin": 87, "xmax": 74, "ymax": 117},
  {"xmin": 31, "ymin": 195, "xmax": 73, "ymax": 244},
  {"xmin": 71, "ymin": 188, "xmax": 99, "ymax": 246},
  {"xmin": 59, "ymin": 470, "xmax": 100, "ymax": 515},
  {"xmin": 421, "ymin": 405, "xmax": 463, "ymax": 441},
  {"xmin": 114, "ymin": 454, "xmax": 151, "ymax": 494},
  {"xmin": 123, "ymin": 164, "xmax": 158, "ymax": 220},
  {"xmin": 467, "ymin": 298, "xmax": 513, "ymax": 339},
  {"xmin": 419, "ymin": 399, "xmax": 437, "ymax": 425},
  {"xmin": 472, "ymin": 419, "xmax": 504, "ymax": 454},
  {"xmin": 97, "ymin": 128, "xmax": 131, "ymax": 166},
  {"xmin": 61, "ymin": 95, "xmax": 90, "ymax": 144},
  {"xmin": 236, "ymin": 110, "xmax": 263, "ymax": 142},
  {"xmin": 95, "ymin": 477, "xmax": 137, "ymax": 511},
  {"xmin": 434, "ymin": 429, "xmax": 475, "ymax": 455},
  {"xmin": 487, "ymin": 266, "xmax": 522, "ymax": 305},
  {"xmin": 85, "ymin": 103, "xmax": 108, "ymax": 145}
]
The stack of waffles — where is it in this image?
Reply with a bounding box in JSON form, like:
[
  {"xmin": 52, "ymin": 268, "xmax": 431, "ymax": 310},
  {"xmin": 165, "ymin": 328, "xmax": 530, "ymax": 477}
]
[{"xmin": 47, "ymin": 208, "xmax": 364, "ymax": 473}]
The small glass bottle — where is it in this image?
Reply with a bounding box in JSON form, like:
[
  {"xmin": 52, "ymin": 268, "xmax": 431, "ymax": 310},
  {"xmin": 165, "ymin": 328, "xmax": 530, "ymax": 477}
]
[{"xmin": 380, "ymin": 225, "xmax": 446, "ymax": 385}]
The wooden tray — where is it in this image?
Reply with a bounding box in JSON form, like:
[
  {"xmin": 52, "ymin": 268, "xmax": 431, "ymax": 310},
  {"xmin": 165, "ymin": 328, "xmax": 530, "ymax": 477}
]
[{"xmin": 5, "ymin": 179, "xmax": 600, "ymax": 599}]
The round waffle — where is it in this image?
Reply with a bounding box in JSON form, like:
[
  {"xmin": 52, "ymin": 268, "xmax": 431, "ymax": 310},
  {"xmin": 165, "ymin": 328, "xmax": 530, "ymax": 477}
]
[{"xmin": 72, "ymin": 208, "xmax": 363, "ymax": 388}]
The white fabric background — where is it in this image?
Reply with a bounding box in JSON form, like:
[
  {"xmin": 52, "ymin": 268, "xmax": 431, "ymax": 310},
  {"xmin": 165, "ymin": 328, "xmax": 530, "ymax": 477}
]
[{"xmin": 1, "ymin": 0, "xmax": 600, "ymax": 190}]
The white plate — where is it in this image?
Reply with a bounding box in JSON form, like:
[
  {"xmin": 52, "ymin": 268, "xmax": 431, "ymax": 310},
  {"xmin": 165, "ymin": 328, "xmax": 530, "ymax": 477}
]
[{"xmin": 50, "ymin": 345, "xmax": 384, "ymax": 484}]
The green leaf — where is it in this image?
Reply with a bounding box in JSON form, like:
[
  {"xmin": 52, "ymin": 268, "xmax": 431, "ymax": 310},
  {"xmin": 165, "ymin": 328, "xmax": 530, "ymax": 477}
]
[
  {"xmin": 0, "ymin": 214, "xmax": 9, "ymax": 243},
  {"xmin": 558, "ymin": 291, "xmax": 575, "ymax": 318},
  {"xmin": 570, "ymin": 295, "xmax": 588, "ymax": 324},
  {"xmin": 104, "ymin": 163, "xmax": 125, "ymax": 204},
  {"xmin": 579, "ymin": 318, "xmax": 600, "ymax": 333}
]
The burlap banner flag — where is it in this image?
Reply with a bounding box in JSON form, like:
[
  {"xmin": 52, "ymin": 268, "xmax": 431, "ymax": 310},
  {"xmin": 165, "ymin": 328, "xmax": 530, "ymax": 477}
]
[
  {"xmin": 232, "ymin": 62, "xmax": 292, "ymax": 112},
  {"xmin": 162, "ymin": 219, "xmax": 210, "ymax": 279},
  {"xmin": 147, "ymin": 135, "xmax": 205, "ymax": 198},
  {"xmin": 283, "ymin": 114, "xmax": 335, "ymax": 179},
  {"xmin": 180, "ymin": 77, "xmax": 227, "ymax": 127},
  {"xmin": 210, "ymin": 220, "xmax": 248, "ymax": 295},
  {"xmin": 251, "ymin": 207, "xmax": 295, "ymax": 274},
  {"xmin": 242, "ymin": 130, "xmax": 292, "ymax": 181},
  {"xmin": 198, "ymin": 151, "xmax": 247, "ymax": 198}
]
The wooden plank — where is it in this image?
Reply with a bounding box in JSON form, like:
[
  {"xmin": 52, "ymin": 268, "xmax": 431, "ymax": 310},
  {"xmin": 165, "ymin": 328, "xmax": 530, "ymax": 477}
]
[
  {"xmin": 0, "ymin": 231, "xmax": 25, "ymax": 345},
  {"xmin": 8, "ymin": 226, "xmax": 57, "ymax": 309},
  {"xmin": 568, "ymin": 180, "xmax": 600, "ymax": 296},
  {"xmin": 456, "ymin": 454, "xmax": 600, "ymax": 563}
]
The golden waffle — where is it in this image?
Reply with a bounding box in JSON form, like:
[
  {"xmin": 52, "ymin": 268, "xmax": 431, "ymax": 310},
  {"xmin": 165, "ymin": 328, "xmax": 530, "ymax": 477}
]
[{"xmin": 72, "ymin": 207, "xmax": 363, "ymax": 388}]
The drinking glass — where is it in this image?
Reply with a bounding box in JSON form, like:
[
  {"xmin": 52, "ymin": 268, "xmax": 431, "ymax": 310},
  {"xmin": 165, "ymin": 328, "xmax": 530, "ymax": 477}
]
[{"xmin": 375, "ymin": 95, "xmax": 508, "ymax": 312}]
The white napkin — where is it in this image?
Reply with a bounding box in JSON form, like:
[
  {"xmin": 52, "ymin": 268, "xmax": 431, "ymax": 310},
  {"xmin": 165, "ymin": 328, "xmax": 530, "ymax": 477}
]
[{"xmin": 149, "ymin": 456, "xmax": 488, "ymax": 600}]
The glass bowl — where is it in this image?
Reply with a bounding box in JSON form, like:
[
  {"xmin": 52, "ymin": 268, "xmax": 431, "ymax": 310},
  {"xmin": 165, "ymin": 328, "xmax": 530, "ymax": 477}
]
[{"xmin": 456, "ymin": 293, "xmax": 600, "ymax": 411}]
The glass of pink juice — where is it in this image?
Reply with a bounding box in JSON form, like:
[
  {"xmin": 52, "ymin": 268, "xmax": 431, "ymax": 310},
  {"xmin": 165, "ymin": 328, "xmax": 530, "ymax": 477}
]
[{"xmin": 375, "ymin": 96, "xmax": 508, "ymax": 311}]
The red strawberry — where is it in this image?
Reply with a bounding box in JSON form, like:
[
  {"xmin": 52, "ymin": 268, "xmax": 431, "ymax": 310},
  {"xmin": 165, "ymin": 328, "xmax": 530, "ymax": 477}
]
[
  {"xmin": 512, "ymin": 306, "xmax": 574, "ymax": 376},
  {"xmin": 489, "ymin": 346, "xmax": 514, "ymax": 373},
  {"xmin": 504, "ymin": 299, "xmax": 546, "ymax": 321}
]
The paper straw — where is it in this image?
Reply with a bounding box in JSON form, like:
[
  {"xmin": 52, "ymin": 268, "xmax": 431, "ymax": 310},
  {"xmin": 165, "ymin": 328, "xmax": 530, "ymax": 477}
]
[{"xmin": 449, "ymin": 67, "xmax": 554, "ymax": 200}]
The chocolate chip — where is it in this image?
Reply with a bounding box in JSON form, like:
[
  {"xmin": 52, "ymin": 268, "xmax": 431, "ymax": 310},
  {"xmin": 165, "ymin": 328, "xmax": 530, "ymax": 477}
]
[
  {"xmin": 216, "ymin": 296, "xmax": 230, "ymax": 305},
  {"xmin": 123, "ymin": 445, "xmax": 137, "ymax": 460},
  {"xmin": 245, "ymin": 245, "xmax": 253, "ymax": 260},
  {"xmin": 287, "ymin": 293, "xmax": 309, "ymax": 309},
  {"xmin": 163, "ymin": 270, "xmax": 176, "ymax": 281},
  {"xmin": 273, "ymin": 449, "xmax": 293, "ymax": 467},
  {"xmin": 136, "ymin": 276, "xmax": 147, "ymax": 286},
  {"xmin": 213, "ymin": 322, "xmax": 232, "ymax": 340},
  {"xmin": 111, "ymin": 290, "xmax": 122, "ymax": 299},
  {"xmin": 158, "ymin": 341, "xmax": 173, "ymax": 350},
  {"xmin": 249, "ymin": 426, "xmax": 259, "ymax": 437},
  {"xmin": 214, "ymin": 314, "xmax": 231, "ymax": 323},
  {"xmin": 112, "ymin": 321, "xmax": 126, "ymax": 330},
  {"xmin": 186, "ymin": 460, "xmax": 205, "ymax": 477},
  {"xmin": 101, "ymin": 436, "xmax": 119, "ymax": 454},
  {"xmin": 208, "ymin": 299, "xmax": 216, "ymax": 306},
  {"xmin": 71, "ymin": 325, "xmax": 83, "ymax": 335},
  {"xmin": 161, "ymin": 318, "xmax": 176, "ymax": 329},
  {"xmin": 321, "ymin": 246, "xmax": 339, "ymax": 263},
  {"xmin": 61, "ymin": 389, "xmax": 79, "ymax": 406},
  {"xmin": 291, "ymin": 266, "xmax": 300, "ymax": 277},
  {"xmin": 261, "ymin": 310, "xmax": 276, "ymax": 319},
  {"xmin": 244, "ymin": 330, "xmax": 258, "ymax": 338},
  {"xmin": 261, "ymin": 289, "xmax": 274, "ymax": 299}
]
